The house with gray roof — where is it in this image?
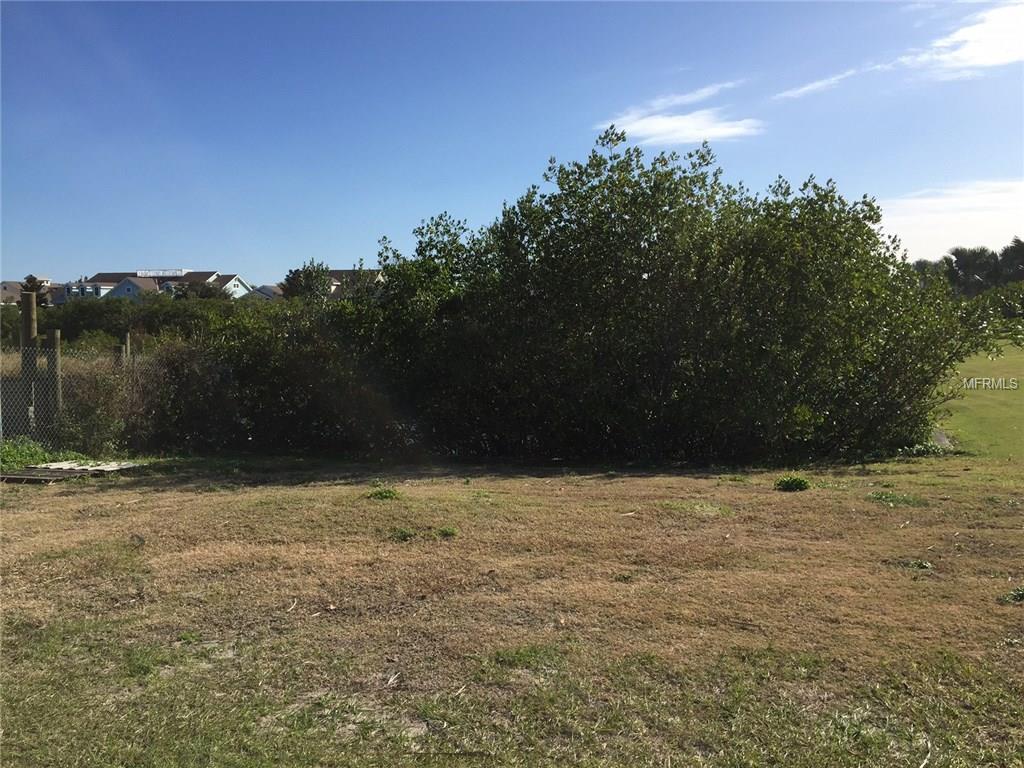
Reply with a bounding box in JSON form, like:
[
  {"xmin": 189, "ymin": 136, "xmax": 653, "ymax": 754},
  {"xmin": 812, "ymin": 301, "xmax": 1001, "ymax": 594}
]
[{"xmin": 107, "ymin": 276, "xmax": 161, "ymax": 301}]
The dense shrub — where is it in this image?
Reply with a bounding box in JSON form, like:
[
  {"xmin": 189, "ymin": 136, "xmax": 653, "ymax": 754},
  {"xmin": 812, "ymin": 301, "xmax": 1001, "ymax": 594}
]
[
  {"xmin": 21, "ymin": 132, "xmax": 1019, "ymax": 462},
  {"xmin": 0, "ymin": 436, "xmax": 84, "ymax": 469},
  {"xmin": 142, "ymin": 301, "xmax": 407, "ymax": 455},
  {"xmin": 1, "ymin": 305, "xmax": 21, "ymax": 347},
  {"xmin": 56, "ymin": 353, "xmax": 158, "ymax": 455},
  {"xmin": 365, "ymin": 131, "xmax": 1014, "ymax": 461},
  {"xmin": 774, "ymin": 475, "xmax": 810, "ymax": 492},
  {"xmin": 38, "ymin": 293, "xmax": 236, "ymax": 348}
]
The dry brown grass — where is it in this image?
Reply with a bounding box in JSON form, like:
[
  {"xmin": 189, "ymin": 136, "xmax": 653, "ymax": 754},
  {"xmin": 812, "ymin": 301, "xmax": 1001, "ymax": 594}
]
[{"xmin": 2, "ymin": 457, "xmax": 1023, "ymax": 766}]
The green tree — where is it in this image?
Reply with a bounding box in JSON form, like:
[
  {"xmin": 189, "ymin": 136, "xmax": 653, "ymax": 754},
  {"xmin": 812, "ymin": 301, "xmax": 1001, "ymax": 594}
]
[
  {"xmin": 999, "ymin": 236, "xmax": 1024, "ymax": 284},
  {"xmin": 367, "ymin": 129, "xmax": 1010, "ymax": 460},
  {"xmin": 172, "ymin": 281, "xmax": 232, "ymax": 300},
  {"xmin": 21, "ymin": 274, "xmax": 50, "ymax": 307},
  {"xmin": 281, "ymin": 260, "xmax": 333, "ymax": 303},
  {"xmin": 949, "ymin": 246, "xmax": 1001, "ymax": 296},
  {"xmin": 1, "ymin": 304, "xmax": 20, "ymax": 346}
]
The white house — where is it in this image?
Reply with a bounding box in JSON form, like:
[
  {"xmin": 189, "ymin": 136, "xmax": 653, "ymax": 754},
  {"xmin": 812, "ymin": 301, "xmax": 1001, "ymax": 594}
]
[
  {"xmin": 212, "ymin": 273, "xmax": 254, "ymax": 298},
  {"xmin": 51, "ymin": 269, "xmax": 254, "ymax": 301},
  {"xmin": 58, "ymin": 277, "xmax": 121, "ymax": 302},
  {"xmin": 157, "ymin": 271, "xmax": 253, "ymax": 298}
]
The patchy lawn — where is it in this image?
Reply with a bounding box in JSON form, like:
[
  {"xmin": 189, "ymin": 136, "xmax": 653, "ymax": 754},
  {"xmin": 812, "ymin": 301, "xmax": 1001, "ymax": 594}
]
[{"xmin": 2, "ymin": 454, "xmax": 1022, "ymax": 767}]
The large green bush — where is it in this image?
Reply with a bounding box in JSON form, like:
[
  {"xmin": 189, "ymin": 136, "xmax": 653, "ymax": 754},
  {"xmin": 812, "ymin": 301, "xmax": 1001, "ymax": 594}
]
[
  {"xmin": 142, "ymin": 301, "xmax": 406, "ymax": 455},
  {"xmin": 26, "ymin": 132, "xmax": 1016, "ymax": 461},
  {"xmin": 366, "ymin": 131, "xmax": 1011, "ymax": 460}
]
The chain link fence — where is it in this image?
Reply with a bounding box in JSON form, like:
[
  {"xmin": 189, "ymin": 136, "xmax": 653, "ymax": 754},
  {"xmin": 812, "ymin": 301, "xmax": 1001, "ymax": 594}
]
[{"xmin": 1, "ymin": 346, "xmax": 161, "ymax": 454}]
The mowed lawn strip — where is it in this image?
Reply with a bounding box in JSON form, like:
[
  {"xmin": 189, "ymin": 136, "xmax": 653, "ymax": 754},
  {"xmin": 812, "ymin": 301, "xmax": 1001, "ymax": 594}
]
[
  {"xmin": 943, "ymin": 344, "xmax": 1023, "ymax": 461},
  {"xmin": 2, "ymin": 455, "xmax": 1022, "ymax": 766}
]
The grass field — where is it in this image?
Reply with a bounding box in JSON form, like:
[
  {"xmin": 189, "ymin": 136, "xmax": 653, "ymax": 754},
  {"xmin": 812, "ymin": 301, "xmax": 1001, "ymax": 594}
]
[
  {"xmin": 2, "ymin": 351, "xmax": 1022, "ymax": 767},
  {"xmin": 942, "ymin": 344, "xmax": 1023, "ymax": 461}
]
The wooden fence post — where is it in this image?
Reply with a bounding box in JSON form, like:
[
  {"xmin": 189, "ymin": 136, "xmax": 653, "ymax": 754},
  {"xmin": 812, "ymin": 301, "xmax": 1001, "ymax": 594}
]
[
  {"xmin": 19, "ymin": 291, "xmax": 39, "ymax": 435},
  {"xmin": 45, "ymin": 328, "xmax": 63, "ymax": 418},
  {"xmin": 20, "ymin": 290, "xmax": 38, "ymax": 380},
  {"xmin": 20, "ymin": 290, "xmax": 37, "ymax": 347}
]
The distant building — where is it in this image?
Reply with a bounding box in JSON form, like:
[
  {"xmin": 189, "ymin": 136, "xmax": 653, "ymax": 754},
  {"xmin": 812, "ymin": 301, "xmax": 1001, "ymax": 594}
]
[
  {"xmin": 58, "ymin": 278, "xmax": 120, "ymax": 303},
  {"xmin": 107, "ymin": 276, "xmax": 161, "ymax": 301},
  {"xmin": 212, "ymin": 274, "xmax": 255, "ymax": 298},
  {"xmin": 86, "ymin": 271, "xmax": 143, "ymax": 283},
  {"xmin": 53, "ymin": 269, "xmax": 254, "ymax": 302},
  {"xmin": 1, "ymin": 281, "xmax": 23, "ymax": 304},
  {"xmin": 328, "ymin": 269, "xmax": 384, "ymax": 300},
  {"xmin": 157, "ymin": 271, "xmax": 253, "ymax": 298},
  {"xmin": 250, "ymin": 284, "xmax": 284, "ymax": 301}
]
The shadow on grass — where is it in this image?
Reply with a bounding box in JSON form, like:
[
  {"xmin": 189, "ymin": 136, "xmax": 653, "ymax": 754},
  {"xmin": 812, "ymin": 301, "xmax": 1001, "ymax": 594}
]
[{"xmin": 63, "ymin": 446, "xmax": 973, "ymax": 493}]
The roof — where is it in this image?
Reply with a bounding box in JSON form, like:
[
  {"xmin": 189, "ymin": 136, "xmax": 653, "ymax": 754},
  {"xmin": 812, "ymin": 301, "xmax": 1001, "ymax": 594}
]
[
  {"xmin": 117, "ymin": 276, "xmax": 160, "ymax": 291},
  {"xmin": 256, "ymin": 284, "xmax": 283, "ymax": 298},
  {"xmin": 90, "ymin": 270, "xmax": 219, "ymax": 285},
  {"xmin": 183, "ymin": 271, "xmax": 218, "ymax": 282},
  {"xmin": 329, "ymin": 269, "xmax": 384, "ymax": 299},
  {"xmin": 1, "ymin": 282, "xmax": 23, "ymax": 302},
  {"xmin": 87, "ymin": 272, "xmax": 136, "ymax": 283},
  {"xmin": 213, "ymin": 273, "xmax": 241, "ymax": 288}
]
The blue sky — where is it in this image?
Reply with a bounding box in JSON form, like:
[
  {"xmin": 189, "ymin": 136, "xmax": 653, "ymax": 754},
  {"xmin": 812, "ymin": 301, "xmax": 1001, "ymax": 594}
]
[{"xmin": 2, "ymin": 1, "xmax": 1022, "ymax": 285}]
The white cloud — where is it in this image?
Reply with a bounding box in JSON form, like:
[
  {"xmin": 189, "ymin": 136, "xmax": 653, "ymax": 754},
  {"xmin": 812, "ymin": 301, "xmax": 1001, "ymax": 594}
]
[
  {"xmin": 598, "ymin": 81, "xmax": 762, "ymax": 145},
  {"xmin": 645, "ymin": 80, "xmax": 745, "ymax": 111},
  {"xmin": 899, "ymin": 2, "xmax": 1024, "ymax": 76},
  {"xmin": 878, "ymin": 179, "xmax": 1024, "ymax": 260},
  {"xmin": 772, "ymin": 2, "xmax": 1024, "ymax": 99},
  {"xmin": 772, "ymin": 68, "xmax": 860, "ymax": 100},
  {"xmin": 605, "ymin": 108, "xmax": 764, "ymax": 144}
]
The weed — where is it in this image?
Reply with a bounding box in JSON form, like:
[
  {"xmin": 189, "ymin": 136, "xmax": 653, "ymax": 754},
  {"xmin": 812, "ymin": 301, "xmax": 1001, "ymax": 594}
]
[
  {"xmin": 897, "ymin": 442, "xmax": 952, "ymax": 458},
  {"xmin": 367, "ymin": 486, "xmax": 400, "ymax": 501},
  {"xmin": 437, "ymin": 525, "xmax": 458, "ymax": 540},
  {"xmin": 613, "ymin": 573, "xmax": 634, "ymax": 583},
  {"xmin": 774, "ymin": 474, "xmax": 810, "ymax": 492},
  {"xmin": 388, "ymin": 527, "xmax": 416, "ymax": 543},
  {"xmin": 997, "ymin": 586, "xmax": 1024, "ymax": 605},
  {"xmin": 0, "ymin": 436, "xmax": 86, "ymax": 471},
  {"xmin": 814, "ymin": 479, "xmax": 849, "ymax": 490}
]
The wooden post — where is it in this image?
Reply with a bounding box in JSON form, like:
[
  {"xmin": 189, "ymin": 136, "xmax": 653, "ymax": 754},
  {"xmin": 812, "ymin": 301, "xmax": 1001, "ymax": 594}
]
[
  {"xmin": 46, "ymin": 328, "xmax": 63, "ymax": 416},
  {"xmin": 20, "ymin": 290, "xmax": 37, "ymax": 347},
  {"xmin": 19, "ymin": 291, "xmax": 39, "ymax": 436},
  {"xmin": 123, "ymin": 331, "xmax": 132, "ymax": 358},
  {"xmin": 20, "ymin": 290, "xmax": 38, "ymax": 383}
]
